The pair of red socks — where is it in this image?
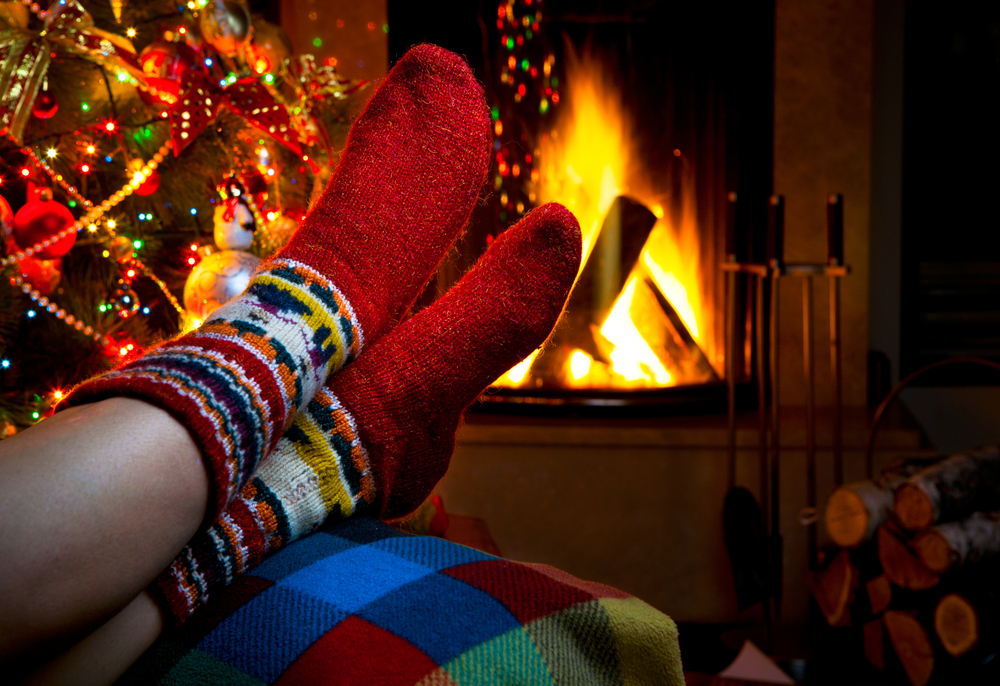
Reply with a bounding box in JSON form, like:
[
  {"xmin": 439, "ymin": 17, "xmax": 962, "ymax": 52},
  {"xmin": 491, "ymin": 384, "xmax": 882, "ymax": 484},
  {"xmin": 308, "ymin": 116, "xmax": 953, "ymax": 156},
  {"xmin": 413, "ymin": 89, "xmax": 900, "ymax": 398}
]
[{"xmin": 64, "ymin": 45, "xmax": 582, "ymax": 623}]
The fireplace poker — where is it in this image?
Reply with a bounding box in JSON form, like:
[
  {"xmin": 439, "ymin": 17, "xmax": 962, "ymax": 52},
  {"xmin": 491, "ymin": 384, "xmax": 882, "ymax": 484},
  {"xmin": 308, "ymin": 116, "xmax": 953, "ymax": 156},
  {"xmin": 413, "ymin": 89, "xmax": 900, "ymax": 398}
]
[
  {"xmin": 828, "ymin": 194, "xmax": 845, "ymax": 487},
  {"xmin": 721, "ymin": 193, "xmax": 773, "ymax": 632},
  {"xmin": 767, "ymin": 194, "xmax": 784, "ymax": 614},
  {"xmin": 725, "ymin": 192, "xmax": 738, "ymax": 491},
  {"xmin": 803, "ymin": 273, "xmax": 817, "ymax": 569},
  {"xmin": 780, "ymin": 194, "xmax": 850, "ymax": 572}
]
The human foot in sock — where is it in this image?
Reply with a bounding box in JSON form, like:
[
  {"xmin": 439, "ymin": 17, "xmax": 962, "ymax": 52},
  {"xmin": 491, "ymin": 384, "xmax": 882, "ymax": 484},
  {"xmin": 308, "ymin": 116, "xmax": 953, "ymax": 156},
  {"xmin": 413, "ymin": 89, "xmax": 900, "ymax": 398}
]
[
  {"xmin": 155, "ymin": 203, "xmax": 581, "ymax": 623},
  {"xmin": 63, "ymin": 45, "xmax": 491, "ymax": 519}
]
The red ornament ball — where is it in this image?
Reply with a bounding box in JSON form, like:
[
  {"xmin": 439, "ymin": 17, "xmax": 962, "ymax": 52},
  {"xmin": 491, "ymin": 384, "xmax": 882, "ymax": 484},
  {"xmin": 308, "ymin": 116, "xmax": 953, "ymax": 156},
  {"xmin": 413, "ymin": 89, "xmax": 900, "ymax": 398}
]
[
  {"xmin": 32, "ymin": 91, "xmax": 58, "ymax": 119},
  {"xmin": 138, "ymin": 41, "xmax": 198, "ymax": 107},
  {"xmin": 13, "ymin": 198, "xmax": 77, "ymax": 260},
  {"xmin": 18, "ymin": 255, "xmax": 63, "ymax": 297},
  {"xmin": 134, "ymin": 169, "xmax": 161, "ymax": 196}
]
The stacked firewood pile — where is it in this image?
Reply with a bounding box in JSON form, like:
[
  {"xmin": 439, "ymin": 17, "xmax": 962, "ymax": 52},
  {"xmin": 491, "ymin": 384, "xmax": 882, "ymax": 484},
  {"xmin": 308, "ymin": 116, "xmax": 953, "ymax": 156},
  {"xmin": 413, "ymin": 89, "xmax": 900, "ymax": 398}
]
[{"xmin": 813, "ymin": 447, "xmax": 1000, "ymax": 685}]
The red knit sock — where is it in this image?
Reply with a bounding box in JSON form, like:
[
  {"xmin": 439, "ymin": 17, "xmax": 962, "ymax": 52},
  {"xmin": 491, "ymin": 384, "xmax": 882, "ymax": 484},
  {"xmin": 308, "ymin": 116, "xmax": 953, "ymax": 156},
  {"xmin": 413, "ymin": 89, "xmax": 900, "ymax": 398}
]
[
  {"xmin": 283, "ymin": 43, "xmax": 492, "ymax": 345},
  {"xmin": 155, "ymin": 203, "xmax": 581, "ymax": 623},
  {"xmin": 336, "ymin": 202, "xmax": 582, "ymax": 519},
  {"xmin": 64, "ymin": 45, "xmax": 490, "ymax": 520}
]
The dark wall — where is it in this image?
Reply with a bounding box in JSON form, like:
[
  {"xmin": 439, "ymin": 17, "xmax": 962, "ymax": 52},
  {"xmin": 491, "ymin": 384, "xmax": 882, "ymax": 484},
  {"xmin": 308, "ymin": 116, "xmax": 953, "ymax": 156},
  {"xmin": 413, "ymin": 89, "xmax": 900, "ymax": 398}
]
[{"xmin": 900, "ymin": 1, "xmax": 1000, "ymax": 383}]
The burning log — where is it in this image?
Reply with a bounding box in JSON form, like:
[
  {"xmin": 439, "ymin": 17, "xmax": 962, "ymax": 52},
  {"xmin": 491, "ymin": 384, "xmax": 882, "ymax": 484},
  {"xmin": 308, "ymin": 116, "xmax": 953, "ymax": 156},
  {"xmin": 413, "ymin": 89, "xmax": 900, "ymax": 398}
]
[
  {"xmin": 911, "ymin": 510, "xmax": 1000, "ymax": 574},
  {"xmin": 562, "ymin": 195, "xmax": 658, "ymax": 361},
  {"xmin": 877, "ymin": 524, "xmax": 940, "ymax": 591},
  {"xmin": 884, "ymin": 610, "xmax": 935, "ymax": 686},
  {"xmin": 894, "ymin": 446, "xmax": 1000, "ymax": 531},
  {"xmin": 644, "ymin": 277, "xmax": 717, "ymax": 383},
  {"xmin": 824, "ymin": 455, "xmax": 943, "ymax": 547}
]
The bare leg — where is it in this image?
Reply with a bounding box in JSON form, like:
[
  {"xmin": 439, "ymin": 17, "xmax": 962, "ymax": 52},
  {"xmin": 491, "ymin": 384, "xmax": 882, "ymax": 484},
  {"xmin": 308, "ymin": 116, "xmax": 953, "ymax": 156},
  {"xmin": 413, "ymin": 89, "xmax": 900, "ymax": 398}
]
[
  {"xmin": 19, "ymin": 592, "xmax": 163, "ymax": 686},
  {"xmin": 0, "ymin": 398, "xmax": 208, "ymax": 668}
]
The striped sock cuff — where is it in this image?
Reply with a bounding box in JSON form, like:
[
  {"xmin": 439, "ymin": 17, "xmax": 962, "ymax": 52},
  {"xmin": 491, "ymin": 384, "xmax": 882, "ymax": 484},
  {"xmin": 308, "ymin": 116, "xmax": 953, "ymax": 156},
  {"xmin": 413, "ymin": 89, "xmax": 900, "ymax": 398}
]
[
  {"xmin": 262, "ymin": 387, "xmax": 375, "ymax": 541},
  {"xmin": 201, "ymin": 257, "xmax": 363, "ymax": 425},
  {"xmin": 155, "ymin": 389, "xmax": 375, "ymax": 624},
  {"xmin": 66, "ymin": 259, "xmax": 365, "ymax": 516}
]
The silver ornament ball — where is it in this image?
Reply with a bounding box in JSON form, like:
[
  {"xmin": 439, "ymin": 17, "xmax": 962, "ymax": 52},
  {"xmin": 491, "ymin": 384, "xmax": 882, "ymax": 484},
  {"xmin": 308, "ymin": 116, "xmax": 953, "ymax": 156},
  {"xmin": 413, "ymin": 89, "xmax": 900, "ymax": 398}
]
[{"xmin": 183, "ymin": 249, "xmax": 260, "ymax": 320}]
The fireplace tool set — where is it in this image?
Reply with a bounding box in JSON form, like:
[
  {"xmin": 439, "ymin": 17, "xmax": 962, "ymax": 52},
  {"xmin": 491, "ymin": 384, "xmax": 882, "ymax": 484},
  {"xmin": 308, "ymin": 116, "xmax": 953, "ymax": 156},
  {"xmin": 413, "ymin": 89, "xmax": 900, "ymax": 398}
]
[{"xmin": 722, "ymin": 193, "xmax": 850, "ymax": 625}]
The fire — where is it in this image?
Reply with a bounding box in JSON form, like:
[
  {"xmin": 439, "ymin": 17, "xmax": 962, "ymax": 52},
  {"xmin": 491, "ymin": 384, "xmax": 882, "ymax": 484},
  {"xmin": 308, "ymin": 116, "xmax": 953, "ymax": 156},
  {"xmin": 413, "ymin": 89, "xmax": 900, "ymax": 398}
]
[
  {"xmin": 496, "ymin": 49, "xmax": 714, "ymax": 390},
  {"xmin": 601, "ymin": 278, "xmax": 672, "ymax": 385}
]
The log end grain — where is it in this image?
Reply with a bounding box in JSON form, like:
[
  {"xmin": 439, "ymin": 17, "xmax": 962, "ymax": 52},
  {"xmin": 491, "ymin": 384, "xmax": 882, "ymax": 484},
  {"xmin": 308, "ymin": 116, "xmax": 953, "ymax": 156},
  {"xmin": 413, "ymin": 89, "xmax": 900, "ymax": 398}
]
[
  {"xmin": 825, "ymin": 487, "xmax": 870, "ymax": 547},
  {"xmin": 912, "ymin": 529, "xmax": 955, "ymax": 574},
  {"xmin": 884, "ymin": 610, "xmax": 935, "ymax": 686},
  {"xmin": 878, "ymin": 526, "xmax": 941, "ymax": 591},
  {"xmin": 807, "ymin": 549, "xmax": 857, "ymax": 627},
  {"xmin": 934, "ymin": 593, "xmax": 978, "ymax": 658},
  {"xmin": 895, "ymin": 483, "xmax": 936, "ymax": 531},
  {"xmin": 863, "ymin": 618, "xmax": 885, "ymax": 671},
  {"xmin": 866, "ymin": 574, "xmax": 893, "ymax": 615}
]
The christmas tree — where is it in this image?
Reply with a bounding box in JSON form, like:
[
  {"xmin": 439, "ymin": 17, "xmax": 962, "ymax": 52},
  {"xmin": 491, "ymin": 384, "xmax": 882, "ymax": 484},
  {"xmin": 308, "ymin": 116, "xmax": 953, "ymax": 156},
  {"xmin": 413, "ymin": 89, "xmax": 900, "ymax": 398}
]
[{"xmin": 0, "ymin": 0, "xmax": 366, "ymax": 434}]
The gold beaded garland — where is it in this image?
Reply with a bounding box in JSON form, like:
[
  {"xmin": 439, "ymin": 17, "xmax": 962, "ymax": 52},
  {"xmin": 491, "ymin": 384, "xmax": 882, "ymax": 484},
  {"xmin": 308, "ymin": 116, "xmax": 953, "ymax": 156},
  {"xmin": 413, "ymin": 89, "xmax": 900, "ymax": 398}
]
[{"xmin": 9, "ymin": 274, "xmax": 110, "ymax": 345}]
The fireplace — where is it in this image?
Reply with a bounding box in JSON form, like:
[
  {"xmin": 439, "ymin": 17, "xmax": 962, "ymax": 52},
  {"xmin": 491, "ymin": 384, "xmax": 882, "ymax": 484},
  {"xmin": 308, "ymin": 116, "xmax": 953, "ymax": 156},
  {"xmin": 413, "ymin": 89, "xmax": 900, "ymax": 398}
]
[{"xmin": 388, "ymin": 0, "xmax": 775, "ymax": 413}]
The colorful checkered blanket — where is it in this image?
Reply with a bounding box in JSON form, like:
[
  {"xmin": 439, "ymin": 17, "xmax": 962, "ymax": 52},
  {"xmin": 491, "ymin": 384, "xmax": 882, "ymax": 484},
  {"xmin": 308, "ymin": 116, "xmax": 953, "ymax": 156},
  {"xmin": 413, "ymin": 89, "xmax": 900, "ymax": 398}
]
[{"xmin": 118, "ymin": 517, "xmax": 683, "ymax": 685}]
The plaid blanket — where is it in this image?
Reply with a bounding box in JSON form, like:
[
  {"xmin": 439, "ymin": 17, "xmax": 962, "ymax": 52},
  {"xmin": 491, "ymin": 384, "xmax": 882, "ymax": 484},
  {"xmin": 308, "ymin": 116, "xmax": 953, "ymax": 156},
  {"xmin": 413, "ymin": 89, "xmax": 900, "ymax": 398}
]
[{"xmin": 118, "ymin": 517, "xmax": 683, "ymax": 685}]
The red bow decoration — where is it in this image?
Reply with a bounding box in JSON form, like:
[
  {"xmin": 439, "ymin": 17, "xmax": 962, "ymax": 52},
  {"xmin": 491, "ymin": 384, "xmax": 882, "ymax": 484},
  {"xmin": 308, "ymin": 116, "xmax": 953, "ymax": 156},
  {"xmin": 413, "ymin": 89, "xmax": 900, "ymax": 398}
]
[{"xmin": 168, "ymin": 70, "xmax": 301, "ymax": 156}]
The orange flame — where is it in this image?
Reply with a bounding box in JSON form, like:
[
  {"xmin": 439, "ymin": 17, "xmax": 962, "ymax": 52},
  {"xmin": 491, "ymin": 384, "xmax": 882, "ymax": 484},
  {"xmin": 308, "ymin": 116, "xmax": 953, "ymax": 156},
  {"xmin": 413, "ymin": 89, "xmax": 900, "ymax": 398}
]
[{"xmin": 497, "ymin": 50, "xmax": 715, "ymax": 389}]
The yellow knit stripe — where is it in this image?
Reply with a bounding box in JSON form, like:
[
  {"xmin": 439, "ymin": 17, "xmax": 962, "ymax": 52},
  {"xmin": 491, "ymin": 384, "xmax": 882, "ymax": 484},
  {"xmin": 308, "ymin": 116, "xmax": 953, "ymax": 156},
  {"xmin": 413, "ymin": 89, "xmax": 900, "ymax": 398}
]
[{"xmin": 291, "ymin": 409, "xmax": 357, "ymax": 518}]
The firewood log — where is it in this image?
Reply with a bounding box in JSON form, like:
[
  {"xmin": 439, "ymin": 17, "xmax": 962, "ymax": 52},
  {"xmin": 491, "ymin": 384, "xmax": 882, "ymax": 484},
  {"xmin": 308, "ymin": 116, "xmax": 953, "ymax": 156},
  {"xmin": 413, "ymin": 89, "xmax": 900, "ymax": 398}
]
[
  {"xmin": 806, "ymin": 548, "xmax": 858, "ymax": 626},
  {"xmin": 866, "ymin": 574, "xmax": 892, "ymax": 614},
  {"xmin": 863, "ymin": 617, "xmax": 885, "ymax": 671},
  {"xmin": 824, "ymin": 455, "xmax": 942, "ymax": 547},
  {"xmin": 911, "ymin": 510, "xmax": 1000, "ymax": 573},
  {"xmin": 878, "ymin": 524, "xmax": 939, "ymax": 591},
  {"xmin": 933, "ymin": 559, "xmax": 1000, "ymax": 659},
  {"xmin": 884, "ymin": 610, "xmax": 935, "ymax": 686},
  {"xmin": 934, "ymin": 593, "xmax": 978, "ymax": 658},
  {"xmin": 894, "ymin": 446, "xmax": 1000, "ymax": 531}
]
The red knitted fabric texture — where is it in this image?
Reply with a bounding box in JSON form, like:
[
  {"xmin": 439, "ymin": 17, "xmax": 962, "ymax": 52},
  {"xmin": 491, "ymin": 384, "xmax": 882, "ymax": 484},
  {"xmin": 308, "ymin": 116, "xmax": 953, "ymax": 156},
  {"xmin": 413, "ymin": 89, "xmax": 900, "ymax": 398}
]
[
  {"xmin": 283, "ymin": 43, "xmax": 492, "ymax": 344},
  {"xmin": 331, "ymin": 203, "xmax": 582, "ymax": 519}
]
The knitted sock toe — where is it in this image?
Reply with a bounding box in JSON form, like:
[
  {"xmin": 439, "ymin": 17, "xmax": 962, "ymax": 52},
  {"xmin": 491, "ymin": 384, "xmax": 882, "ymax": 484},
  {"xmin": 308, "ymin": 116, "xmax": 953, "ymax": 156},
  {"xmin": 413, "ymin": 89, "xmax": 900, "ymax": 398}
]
[
  {"xmin": 64, "ymin": 45, "xmax": 490, "ymax": 520},
  {"xmin": 155, "ymin": 203, "xmax": 581, "ymax": 622}
]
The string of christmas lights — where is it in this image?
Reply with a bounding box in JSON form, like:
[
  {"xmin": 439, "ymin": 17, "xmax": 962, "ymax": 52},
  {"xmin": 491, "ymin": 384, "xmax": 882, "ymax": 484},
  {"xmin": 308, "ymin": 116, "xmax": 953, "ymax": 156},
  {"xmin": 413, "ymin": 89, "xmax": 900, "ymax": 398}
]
[
  {"xmin": 131, "ymin": 257, "xmax": 186, "ymax": 316},
  {"xmin": 23, "ymin": 146, "xmax": 93, "ymax": 210},
  {"xmin": 1, "ymin": 140, "xmax": 173, "ymax": 268},
  {"xmin": 492, "ymin": 0, "xmax": 559, "ymax": 231}
]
